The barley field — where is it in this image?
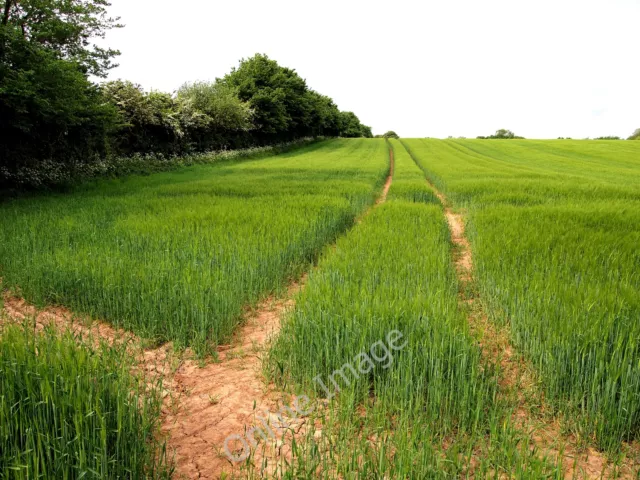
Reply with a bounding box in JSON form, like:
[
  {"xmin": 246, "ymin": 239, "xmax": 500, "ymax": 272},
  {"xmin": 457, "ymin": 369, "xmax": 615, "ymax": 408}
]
[
  {"xmin": 1, "ymin": 138, "xmax": 639, "ymax": 478},
  {"xmin": 403, "ymin": 138, "xmax": 640, "ymax": 451}
]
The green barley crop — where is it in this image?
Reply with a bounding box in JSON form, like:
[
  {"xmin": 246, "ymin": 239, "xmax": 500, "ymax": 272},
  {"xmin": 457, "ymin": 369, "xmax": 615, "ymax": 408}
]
[
  {"xmin": 386, "ymin": 138, "xmax": 439, "ymax": 203},
  {"xmin": 267, "ymin": 201, "xmax": 495, "ymax": 476},
  {"xmin": 403, "ymin": 138, "xmax": 640, "ymax": 451},
  {"xmin": 0, "ymin": 324, "xmax": 168, "ymax": 479},
  {"xmin": 0, "ymin": 139, "xmax": 389, "ymax": 355},
  {"xmin": 265, "ymin": 147, "xmax": 561, "ymax": 477},
  {"xmin": 269, "ymin": 201, "xmax": 494, "ymax": 429}
]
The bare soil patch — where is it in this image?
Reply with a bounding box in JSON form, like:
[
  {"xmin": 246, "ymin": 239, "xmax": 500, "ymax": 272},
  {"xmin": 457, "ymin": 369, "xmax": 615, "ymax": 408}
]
[
  {"xmin": 154, "ymin": 146, "xmax": 396, "ymax": 478},
  {"xmin": 375, "ymin": 146, "xmax": 394, "ymax": 205},
  {"xmin": 159, "ymin": 279, "xmax": 306, "ymax": 479},
  {"xmin": 161, "ymin": 146, "xmax": 395, "ymax": 479},
  {"xmin": 143, "ymin": 147, "xmax": 395, "ymax": 478},
  {"xmin": 2, "ymin": 294, "xmax": 135, "ymax": 347}
]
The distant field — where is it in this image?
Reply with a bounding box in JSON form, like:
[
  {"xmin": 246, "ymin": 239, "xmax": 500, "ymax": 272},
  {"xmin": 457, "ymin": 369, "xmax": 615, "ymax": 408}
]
[
  {"xmin": 0, "ymin": 139, "xmax": 388, "ymax": 354},
  {"xmin": 403, "ymin": 138, "xmax": 640, "ymax": 450}
]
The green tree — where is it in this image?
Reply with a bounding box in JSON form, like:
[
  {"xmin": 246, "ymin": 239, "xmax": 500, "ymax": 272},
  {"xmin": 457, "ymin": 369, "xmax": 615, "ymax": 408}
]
[
  {"xmin": 176, "ymin": 82, "xmax": 253, "ymax": 132},
  {"xmin": 493, "ymin": 129, "xmax": 516, "ymax": 139},
  {"xmin": 304, "ymin": 90, "xmax": 341, "ymax": 137},
  {"xmin": 176, "ymin": 81, "xmax": 254, "ymax": 150},
  {"xmin": 0, "ymin": 27, "xmax": 117, "ymax": 188},
  {"xmin": 220, "ymin": 54, "xmax": 298, "ymax": 141},
  {"xmin": 102, "ymin": 80, "xmax": 183, "ymax": 155},
  {"xmin": 478, "ymin": 129, "xmax": 524, "ymax": 139},
  {"xmin": 0, "ymin": 0, "xmax": 122, "ymax": 77},
  {"xmin": 219, "ymin": 54, "xmax": 357, "ymax": 142},
  {"xmin": 628, "ymin": 129, "xmax": 640, "ymax": 140},
  {"xmin": 383, "ymin": 131, "xmax": 399, "ymax": 139},
  {"xmin": 1, "ymin": 0, "xmax": 122, "ymax": 189},
  {"xmin": 338, "ymin": 111, "xmax": 371, "ymax": 138}
]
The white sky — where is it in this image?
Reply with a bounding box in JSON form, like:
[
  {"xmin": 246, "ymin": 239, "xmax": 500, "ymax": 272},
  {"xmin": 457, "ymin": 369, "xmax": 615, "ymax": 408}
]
[{"xmin": 102, "ymin": 0, "xmax": 640, "ymax": 139}]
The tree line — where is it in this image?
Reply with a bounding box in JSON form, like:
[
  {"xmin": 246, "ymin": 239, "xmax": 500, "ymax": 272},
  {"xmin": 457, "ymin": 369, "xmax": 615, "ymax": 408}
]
[
  {"xmin": 476, "ymin": 129, "xmax": 525, "ymax": 139},
  {"xmin": 477, "ymin": 129, "xmax": 640, "ymax": 140},
  {"xmin": 0, "ymin": 0, "xmax": 372, "ymax": 190}
]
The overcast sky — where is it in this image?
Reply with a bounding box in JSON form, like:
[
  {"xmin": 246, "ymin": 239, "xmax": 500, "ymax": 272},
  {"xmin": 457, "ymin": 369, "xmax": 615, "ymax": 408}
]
[{"xmin": 102, "ymin": 0, "xmax": 640, "ymax": 139}]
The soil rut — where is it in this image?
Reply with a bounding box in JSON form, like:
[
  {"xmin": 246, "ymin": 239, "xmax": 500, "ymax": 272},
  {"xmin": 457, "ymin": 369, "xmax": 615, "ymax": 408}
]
[
  {"xmin": 160, "ymin": 146, "xmax": 394, "ymax": 479},
  {"xmin": 1, "ymin": 295, "xmax": 134, "ymax": 347},
  {"xmin": 376, "ymin": 146, "xmax": 394, "ymax": 205},
  {"xmin": 160, "ymin": 280, "xmax": 305, "ymax": 479}
]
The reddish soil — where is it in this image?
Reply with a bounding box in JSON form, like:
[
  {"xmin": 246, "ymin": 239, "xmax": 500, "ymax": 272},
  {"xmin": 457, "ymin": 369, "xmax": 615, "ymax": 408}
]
[
  {"xmin": 0, "ymin": 285, "xmax": 308, "ymax": 479},
  {"xmin": 159, "ymin": 146, "xmax": 395, "ymax": 479},
  {"xmin": 376, "ymin": 147, "xmax": 394, "ymax": 205},
  {"xmin": 442, "ymin": 208, "xmax": 473, "ymax": 278},
  {"xmin": 1, "ymin": 294, "xmax": 134, "ymax": 347},
  {"xmin": 159, "ymin": 280, "xmax": 306, "ymax": 479}
]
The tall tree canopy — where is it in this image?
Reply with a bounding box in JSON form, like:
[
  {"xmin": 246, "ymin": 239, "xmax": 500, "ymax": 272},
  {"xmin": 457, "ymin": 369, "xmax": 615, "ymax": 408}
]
[
  {"xmin": 176, "ymin": 82, "xmax": 253, "ymax": 132},
  {"xmin": 101, "ymin": 80, "xmax": 181, "ymax": 155},
  {"xmin": 477, "ymin": 129, "xmax": 524, "ymax": 139},
  {"xmin": 338, "ymin": 111, "xmax": 372, "ymax": 138},
  {"xmin": 1, "ymin": 0, "xmax": 124, "ymax": 188},
  {"xmin": 176, "ymin": 81, "xmax": 254, "ymax": 150},
  {"xmin": 0, "ymin": 0, "xmax": 122, "ymax": 77},
  {"xmin": 0, "ymin": 22, "xmax": 117, "ymax": 187},
  {"xmin": 220, "ymin": 54, "xmax": 301, "ymax": 140},
  {"xmin": 220, "ymin": 54, "xmax": 371, "ymax": 142}
]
